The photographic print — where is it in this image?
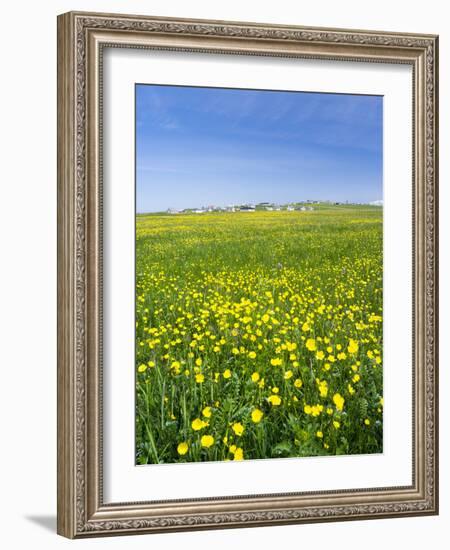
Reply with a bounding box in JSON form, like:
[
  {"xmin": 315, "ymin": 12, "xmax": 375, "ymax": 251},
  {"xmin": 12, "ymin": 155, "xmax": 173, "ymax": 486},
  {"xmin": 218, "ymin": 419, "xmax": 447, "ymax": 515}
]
[
  {"xmin": 135, "ymin": 84, "xmax": 383, "ymax": 465},
  {"xmin": 58, "ymin": 13, "xmax": 438, "ymax": 537}
]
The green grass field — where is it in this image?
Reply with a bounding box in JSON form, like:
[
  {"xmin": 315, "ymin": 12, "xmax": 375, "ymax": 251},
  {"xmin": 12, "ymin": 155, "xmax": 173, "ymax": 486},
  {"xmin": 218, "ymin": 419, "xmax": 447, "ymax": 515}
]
[{"xmin": 135, "ymin": 206, "xmax": 383, "ymax": 464}]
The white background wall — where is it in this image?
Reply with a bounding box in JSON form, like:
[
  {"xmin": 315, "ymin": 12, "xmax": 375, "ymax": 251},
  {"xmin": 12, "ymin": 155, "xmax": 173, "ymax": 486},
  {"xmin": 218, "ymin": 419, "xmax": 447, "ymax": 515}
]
[{"xmin": 0, "ymin": 1, "xmax": 447, "ymax": 548}]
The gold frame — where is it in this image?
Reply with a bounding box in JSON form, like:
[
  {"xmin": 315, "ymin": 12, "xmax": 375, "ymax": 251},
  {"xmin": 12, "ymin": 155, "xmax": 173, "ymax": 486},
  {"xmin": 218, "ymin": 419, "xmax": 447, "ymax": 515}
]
[{"xmin": 57, "ymin": 11, "xmax": 439, "ymax": 538}]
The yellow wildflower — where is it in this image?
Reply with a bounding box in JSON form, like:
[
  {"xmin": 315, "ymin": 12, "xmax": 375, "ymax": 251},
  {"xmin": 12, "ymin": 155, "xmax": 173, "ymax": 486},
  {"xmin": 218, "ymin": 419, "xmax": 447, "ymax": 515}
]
[
  {"xmin": 268, "ymin": 394, "xmax": 282, "ymax": 406},
  {"xmin": 251, "ymin": 409, "xmax": 263, "ymax": 423},
  {"xmin": 234, "ymin": 447, "xmax": 244, "ymax": 460},
  {"xmin": 251, "ymin": 372, "xmax": 260, "ymax": 382},
  {"xmin": 333, "ymin": 393, "xmax": 345, "ymax": 411},
  {"xmin": 201, "ymin": 435, "xmax": 214, "ymax": 448},
  {"xmin": 177, "ymin": 442, "xmax": 189, "ymax": 455},
  {"xmin": 348, "ymin": 339, "xmax": 359, "ymax": 354},
  {"xmin": 306, "ymin": 338, "xmax": 317, "ymax": 351},
  {"xmin": 232, "ymin": 422, "xmax": 245, "ymax": 436},
  {"xmin": 191, "ymin": 418, "xmax": 208, "ymax": 431},
  {"xmin": 202, "ymin": 406, "xmax": 212, "ymax": 418}
]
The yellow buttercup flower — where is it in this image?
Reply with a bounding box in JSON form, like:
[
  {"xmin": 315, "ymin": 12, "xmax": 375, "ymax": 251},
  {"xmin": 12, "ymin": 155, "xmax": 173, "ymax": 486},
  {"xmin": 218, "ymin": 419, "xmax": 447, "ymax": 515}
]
[
  {"xmin": 177, "ymin": 442, "xmax": 189, "ymax": 455},
  {"xmin": 195, "ymin": 357, "xmax": 203, "ymax": 367},
  {"xmin": 223, "ymin": 369, "xmax": 232, "ymax": 379},
  {"xmin": 270, "ymin": 357, "xmax": 282, "ymax": 366},
  {"xmin": 202, "ymin": 406, "xmax": 212, "ymax": 418},
  {"xmin": 251, "ymin": 409, "xmax": 263, "ymax": 423},
  {"xmin": 333, "ymin": 393, "xmax": 345, "ymax": 411},
  {"xmin": 284, "ymin": 370, "xmax": 293, "ymax": 380},
  {"xmin": 251, "ymin": 372, "xmax": 260, "ymax": 382},
  {"xmin": 195, "ymin": 373, "xmax": 205, "ymax": 383},
  {"xmin": 294, "ymin": 378, "xmax": 303, "ymax": 388},
  {"xmin": 316, "ymin": 431, "xmax": 323, "ymax": 438},
  {"xmin": 248, "ymin": 351, "xmax": 257, "ymax": 359},
  {"xmin": 191, "ymin": 418, "xmax": 208, "ymax": 431},
  {"xmin": 268, "ymin": 394, "xmax": 282, "ymax": 406},
  {"xmin": 317, "ymin": 379, "xmax": 328, "ymax": 398},
  {"xmin": 200, "ymin": 435, "xmax": 214, "ymax": 448},
  {"xmin": 305, "ymin": 338, "xmax": 317, "ymax": 351},
  {"xmin": 234, "ymin": 447, "xmax": 244, "ymax": 460},
  {"xmin": 348, "ymin": 338, "xmax": 359, "ymax": 354},
  {"xmin": 138, "ymin": 364, "xmax": 147, "ymax": 373},
  {"xmin": 232, "ymin": 422, "xmax": 244, "ymax": 436}
]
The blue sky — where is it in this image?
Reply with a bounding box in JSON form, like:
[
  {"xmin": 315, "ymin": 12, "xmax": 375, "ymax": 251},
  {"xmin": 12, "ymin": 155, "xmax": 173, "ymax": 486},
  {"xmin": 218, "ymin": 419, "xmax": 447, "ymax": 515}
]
[{"xmin": 136, "ymin": 84, "xmax": 382, "ymax": 212}]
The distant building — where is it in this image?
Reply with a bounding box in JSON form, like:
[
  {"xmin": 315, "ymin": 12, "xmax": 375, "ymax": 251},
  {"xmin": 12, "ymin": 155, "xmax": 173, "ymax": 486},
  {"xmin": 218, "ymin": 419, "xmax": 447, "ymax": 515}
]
[{"xmin": 167, "ymin": 208, "xmax": 180, "ymax": 214}]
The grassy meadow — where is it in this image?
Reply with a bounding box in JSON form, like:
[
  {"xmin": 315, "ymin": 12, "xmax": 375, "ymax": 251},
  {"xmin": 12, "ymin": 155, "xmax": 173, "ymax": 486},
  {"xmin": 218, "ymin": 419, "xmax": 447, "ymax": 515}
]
[{"xmin": 135, "ymin": 206, "xmax": 383, "ymax": 464}]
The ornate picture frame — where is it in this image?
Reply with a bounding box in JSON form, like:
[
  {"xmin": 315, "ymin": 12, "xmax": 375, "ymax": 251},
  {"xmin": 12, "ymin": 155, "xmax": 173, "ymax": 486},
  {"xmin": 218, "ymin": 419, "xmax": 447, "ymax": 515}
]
[{"xmin": 57, "ymin": 11, "xmax": 438, "ymax": 538}]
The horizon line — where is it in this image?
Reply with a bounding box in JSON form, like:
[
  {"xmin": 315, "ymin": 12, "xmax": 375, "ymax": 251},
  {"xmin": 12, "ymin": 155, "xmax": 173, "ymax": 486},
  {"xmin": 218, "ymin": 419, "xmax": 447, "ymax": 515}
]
[{"xmin": 137, "ymin": 199, "xmax": 383, "ymax": 214}]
